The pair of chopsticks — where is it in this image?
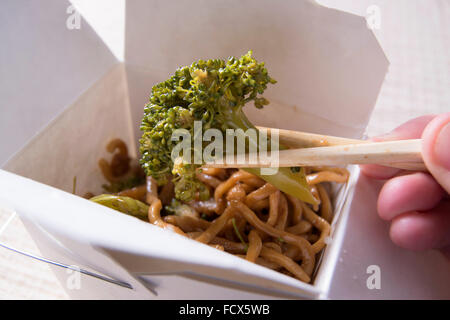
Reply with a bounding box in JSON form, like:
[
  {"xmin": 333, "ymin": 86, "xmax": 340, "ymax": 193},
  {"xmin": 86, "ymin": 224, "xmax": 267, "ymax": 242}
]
[{"xmin": 206, "ymin": 127, "xmax": 426, "ymax": 171}]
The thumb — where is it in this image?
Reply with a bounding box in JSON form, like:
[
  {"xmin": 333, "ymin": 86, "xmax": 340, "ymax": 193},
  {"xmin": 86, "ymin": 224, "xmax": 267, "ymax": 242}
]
[{"xmin": 422, "ymin": 112, "xmax": 450, "ymax": 194}]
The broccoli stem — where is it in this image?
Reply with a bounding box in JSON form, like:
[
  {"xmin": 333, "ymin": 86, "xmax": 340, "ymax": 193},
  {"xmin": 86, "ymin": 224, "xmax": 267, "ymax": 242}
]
[{"xmin": 223, "ymin": 106, "xmax": 318, "ymax": 205}]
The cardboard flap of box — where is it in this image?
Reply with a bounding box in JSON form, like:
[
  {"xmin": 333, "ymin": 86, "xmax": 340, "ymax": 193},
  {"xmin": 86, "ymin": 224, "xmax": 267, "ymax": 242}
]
[
  {"xmin": 0, "ymin": 169, "xmax": 323, "ymax": 299},
  {"xmin": 0, "ymin": 0, "xmax": 118, "ymax": 165},
  {"xmin": 124, "ymin": 0, "xmax": 388, "ymax": 143}
]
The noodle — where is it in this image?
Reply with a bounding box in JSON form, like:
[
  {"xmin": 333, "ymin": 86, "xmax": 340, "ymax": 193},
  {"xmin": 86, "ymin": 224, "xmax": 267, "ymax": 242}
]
[
  {"xmin": 274, "ymin": 194, "xmax": 288, "ymax": 231},
  {"xmin": 246, "ymin": 230, "xmax": 262, "ymax": 262},
  {"xmin": 260, "ymin": 247, "xmax": 310, "ymax": 283},
  {"xmin": 301, "ymin": 202, "xmax": 331, "ymax": 254},
  {"xmin": 283, "ymin": 243, "xmax": 302, "ymax": 261},
  {"xmin": 226, "ymin": 184, "xmax": 247, "ymax": 202},
  {"xmin": 146, "ymin": 176, "xmax": 186, "ymax": 236},
  {"xmin": 285, "ymin": 194, "xmax": 303, "ymax": 225},
  {"xmin": 267, "ymin": 191, "xmax": 280, "ymax": 226},
  {"xmin": 237, "ymin": 255, "xmax": 281, "ymax": 270},
  {"xmin": 147, "ymin": 197, "xmax": 186, "ymax": 236},
  {"xmin": 215, "ymin": 171, "xmax": 265, "ymax": 204},
  {"xmin": 241, "ymin": 177, "xmax": 265, "ymax": 189},
  {"xmin": 95, "ymin": 138, "xmax": 349, "ymax": 284},
  {"xmin": 231, "ymin": 200, "xmax": 316, "ymax": 276},
  {"xmin": 263, "ymin": 242, "xmax": 282, "ymax": 253},
  {"xmin": 159, "ymin": 179, "xmax": 175, "ymax": 206},
  {"xmin": 209, "ymin": 244, "xmax": 225, "ymax": 251},
  {"xmin": 285, "ymin": 220, "xmax": 312, "ymax": 235},
  {"xmin": 316, "ymin": 184, "xmax": 333, "ymax": 223},
  {"xmin": 98, "ymin": 138, "xmax": 130, "ymax": 183},
  {"xmin": 196, "ymin": 171, "xmax": 222, "ymax": 188},
  {"xmin": 188, "ymin": 232, "xmax": 247, "ymax": 254},
  {"xmin": 117, "ymin": 185, "xmax": 146, "ymax": 201},
  {"xmin": 163, "ymin": 215, "xmax": 211, "ymax": 232},
  {"xmin": 200, "ymin": 168, "xmax": 227, "ymax": 180},
  {"xmin": 248, "ymin": 198, "xmax": 270, "ymax": 211},
  {"xmin": 245, "ymin": 183, "xmax": 278, "ymax": 208},
  {"xmin": 195, "ymin": 206, "xmax": 235, "ymax": 244},
  {"xmin": 309, "ymin": 185, "xmax": 320, "ymax": 211},
  {"xmin": 306, "ymin": 166, "xmax": 349, "ymax": 185}
]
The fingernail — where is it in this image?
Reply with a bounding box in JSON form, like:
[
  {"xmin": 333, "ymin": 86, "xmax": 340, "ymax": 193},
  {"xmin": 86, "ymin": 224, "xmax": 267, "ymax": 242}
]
[{"xmin": 434, "ymin": 122, "xmax": 450, "ymax": 170}]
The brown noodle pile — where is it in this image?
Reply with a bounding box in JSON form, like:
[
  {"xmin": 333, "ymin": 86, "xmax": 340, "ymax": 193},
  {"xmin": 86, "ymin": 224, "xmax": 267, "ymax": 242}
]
[{"xmin": 96, "ymin": 139, "xmax": 349, "ymax": 284}]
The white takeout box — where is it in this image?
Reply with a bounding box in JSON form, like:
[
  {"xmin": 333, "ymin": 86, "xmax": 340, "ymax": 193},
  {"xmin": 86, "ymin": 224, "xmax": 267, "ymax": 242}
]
[{"xmin": 1, "ymin": 0, "xmax": 449, "ymax": 299}]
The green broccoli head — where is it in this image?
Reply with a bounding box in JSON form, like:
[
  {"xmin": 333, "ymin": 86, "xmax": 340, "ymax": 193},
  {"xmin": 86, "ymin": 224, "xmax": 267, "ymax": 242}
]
[{"xmin": 139, "ymin": 51, "xmax": 276, "ymax": 202}]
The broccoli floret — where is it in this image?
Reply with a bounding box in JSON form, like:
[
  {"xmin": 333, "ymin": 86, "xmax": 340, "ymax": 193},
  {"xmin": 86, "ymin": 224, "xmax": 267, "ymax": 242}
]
[{"xmin": 139, "ymin": 51, "xmax": 316, "ymax": 204}]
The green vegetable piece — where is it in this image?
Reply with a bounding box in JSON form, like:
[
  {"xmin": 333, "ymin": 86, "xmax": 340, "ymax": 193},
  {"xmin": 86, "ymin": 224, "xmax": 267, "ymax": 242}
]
[
  {"xmin": 231, "ymin": 218, "xmax": 248, "ymax": 252},
  {"xmin": 90, "ymin": 194, "xmax": 149, "ymax": 220}
]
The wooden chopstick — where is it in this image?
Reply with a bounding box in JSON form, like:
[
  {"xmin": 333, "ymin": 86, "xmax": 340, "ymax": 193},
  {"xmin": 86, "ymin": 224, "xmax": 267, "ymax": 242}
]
[
  {"xmin": 257, "ymin": 126, "xmax": 366, "ymax": 148},
  {"xmin": 205, "ymin": 128, "xmax": 426, "ymax": 171}
]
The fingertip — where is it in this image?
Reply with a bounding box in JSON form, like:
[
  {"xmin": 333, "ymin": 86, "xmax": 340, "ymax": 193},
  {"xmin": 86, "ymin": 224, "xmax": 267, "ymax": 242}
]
[
  {"xmin": 422, "ymin": 112, "xmax": 450, "ymax": 162},
  {"xmin": 422, "ymin": 112, "xmax": 450, "ymax": 193}
]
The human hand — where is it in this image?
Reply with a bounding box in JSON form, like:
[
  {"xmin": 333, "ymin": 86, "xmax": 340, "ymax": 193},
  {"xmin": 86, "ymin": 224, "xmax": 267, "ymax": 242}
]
[{"xmin": 360, "ymin": 113, "xmax": 450, "ymax": 259}]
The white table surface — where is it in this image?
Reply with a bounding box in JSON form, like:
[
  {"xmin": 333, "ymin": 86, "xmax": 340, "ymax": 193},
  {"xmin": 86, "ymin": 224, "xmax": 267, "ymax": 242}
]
[{"xmin": 0, "ymin": 0, "xmax": 448, "ymax": 299}]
